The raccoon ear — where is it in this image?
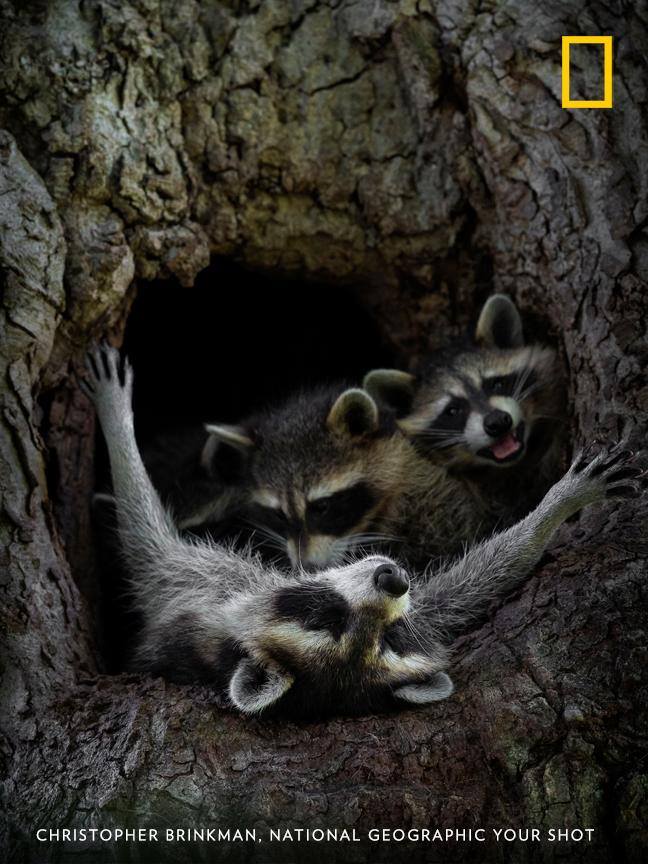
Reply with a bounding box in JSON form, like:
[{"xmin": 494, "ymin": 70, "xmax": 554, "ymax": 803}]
[
  {"xmin": 393, "ymin": 671, "xmax": 454, "ymax": 705},
  {"xmin": 202, "ymin": 424, "xmax": 254, "ymax": 479},
  {"xmin": 228, "ymin": 658, "xmax": 294, "ymax": 715},
  {"xmin": 363, "ymin": 369, "xmax": 416, "ymax": 419},
  {"xmin": 327, "ymin": 388, "xmax": 379, "ymax": 438},
  {"xmin": 475, "ymin": 294, "xmax": 524, "ymax": 349}
]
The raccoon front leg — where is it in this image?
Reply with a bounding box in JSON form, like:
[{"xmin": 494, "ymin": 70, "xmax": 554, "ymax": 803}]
[
  {"xmin": 81, "ymin": 345, "xmax": 187, "ymax": 583},
  {"xmin": 417, "ymin": 443, "xmax": 643, "ymax": 638}
]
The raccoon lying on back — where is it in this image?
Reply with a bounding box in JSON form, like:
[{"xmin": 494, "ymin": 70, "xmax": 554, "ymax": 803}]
[
  {"xmin": 365, "ymin": 295, "xmax": 566, "ymax": 535},
  {"xmin": 83, "ymin": 345, "xmax": 644, "ymax": 719}
]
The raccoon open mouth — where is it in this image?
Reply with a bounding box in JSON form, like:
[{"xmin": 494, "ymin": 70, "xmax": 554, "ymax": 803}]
[{"xmin": 480, "ymin": 423, "xmax": 526, "ymax": 463}]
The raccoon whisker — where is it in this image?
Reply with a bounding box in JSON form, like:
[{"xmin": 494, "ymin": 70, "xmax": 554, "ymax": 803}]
[
  {"xmin": 341, "ymin": 547, "xmax": 366, "ymax": 565},
  {"xmin": 245, "ymin": 527, "xmax": 282, "ymax": 549},
  {"xmin": 516, "ymin": 382, "xmax": 543, "ymax": 402},
  {"xmin": 244, "ymin": 519, "xmax": 288, "ymax": 553},
  {"xmin": 513, "ymin": 346, "xmax": 545, "ymax": 399},
  {"xmin": 513, "ymin": 363, "xmax": 534, "ymax": 401},
  {"xmin": 295, "ymin": 534, "xmax": 308, "ymax": 577},
  {"xmin": 427, "ymin": 440, "xmax": 466, "ymax": 451},
  {"xmin": 401, "ymin": 612, "xmax": 430, "ymax": 654},
  {"xmin": 418, "ymin": 432, "xmax": 466, "ymax": 448},
  {"xmin": 345, "ymin": 532, "xmax": 403, "ymax": 547},
  {"xmin": 247, "ymin": 532, "xmax": 287, "ymax": 555},
  {"xmin": 419, "ymin": 429, "xmax": 465, "ymax": 438}
]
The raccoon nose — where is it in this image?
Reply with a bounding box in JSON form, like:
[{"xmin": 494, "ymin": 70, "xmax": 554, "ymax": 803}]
[
  {"xmin": 373, "ymin": 564, "xmax": 409, "ymax": 597},
  {"xmin": 484, "ymin": 409, "xmax": 513, "ymax": 437}
]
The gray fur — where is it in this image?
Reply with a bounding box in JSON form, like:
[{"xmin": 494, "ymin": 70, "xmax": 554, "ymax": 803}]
[{"xmin": 411, "ymin": 440, "xmax": 642, "ymax": 643}]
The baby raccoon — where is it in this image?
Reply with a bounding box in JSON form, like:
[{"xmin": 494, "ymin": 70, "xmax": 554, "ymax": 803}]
[
  {"xmin": 201, "ymin": 385, "xmax": 427, "ymax": 571},
  {"xmin": 83, "ymin": 345, "xmax": 644, "ymax": 719},
  {"xmin": 365, "ymin": 294, "xmax": 565, "ymax": 530}
]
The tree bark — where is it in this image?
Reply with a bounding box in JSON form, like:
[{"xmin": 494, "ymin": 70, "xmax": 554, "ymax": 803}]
[{"xmin": 1, "ymin": 2, "xmax": 647, "ymax": 862}]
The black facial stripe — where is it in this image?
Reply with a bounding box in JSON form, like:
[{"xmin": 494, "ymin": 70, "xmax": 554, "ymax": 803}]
[
  {"xmin": 248, "ymin": 503, "xmax": 294, "ymax": 537},
  {"xmin": 482, "ymin": 369, "xmax": 537, "ymax": 398},
  {"xmin": 306, "ymin": 481, "xmax": 377, "ymax": 535},
  {"xmin": 430, "ymin": 396, "xmax": 470, "ymax": 432},
  {"xmin": 274, "ymin": 584, "xmax": 350, "ymax": 641},
  {"xmin": 482, "ymin": 372, "xmax": 516, "ymax": 397}
]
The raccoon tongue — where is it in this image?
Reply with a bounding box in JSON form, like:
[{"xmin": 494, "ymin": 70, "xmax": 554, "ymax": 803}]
[{"xmin": 491, "ymin": 433, "xmax": 521, "ymax": 460}]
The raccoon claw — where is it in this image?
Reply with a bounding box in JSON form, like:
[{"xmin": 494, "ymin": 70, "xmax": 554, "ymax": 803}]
[
  {"xmin": 79, "ymin": 378, "xmax": 95, "ymax": 399},
  {"xmin": 81, "ymin": 343, "xmax": 133, "ymax": 404},
  {"xmin": 605, "ymin": 482, "xmax": 643, "ymax": 499},
  {"xmin": 571, "ymin": 436, "xmax": 646, "ymax": 504},
  {"xmin": 588, "ymin": 448, "xmax": 635, "ymax": 478}
]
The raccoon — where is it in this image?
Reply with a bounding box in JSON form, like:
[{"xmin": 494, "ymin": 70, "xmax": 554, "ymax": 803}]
[
  {"xmin": 201, "ymin": 384, "xmax": 437, "ymax": 571},
  {"xmin": 364, "ymin": 294, "xmax": 566, "ymax": 535},
  {"xmin": 83, "ymin": 345, "xmax": 643, "ymax": 718}
]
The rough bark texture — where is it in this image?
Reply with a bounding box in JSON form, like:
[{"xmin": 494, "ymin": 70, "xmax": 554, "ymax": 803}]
[{"xmin": 1, "ymin": 1, "xmax": 647, "ymax": 862}]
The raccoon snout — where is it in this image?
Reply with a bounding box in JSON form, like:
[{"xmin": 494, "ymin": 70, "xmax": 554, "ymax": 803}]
[
  {"xmin": 373, "ymin": 564, "xmax": 409, "ymax": 597},
  {"xmin": 484, "ymin": 409, "xmax": 513, "ymax": 437}
]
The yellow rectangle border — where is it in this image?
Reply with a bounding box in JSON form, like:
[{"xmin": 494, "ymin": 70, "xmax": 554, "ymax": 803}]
[{"xmin": 562, "ymin": 35, "xmax": 613, "ymax": 109}]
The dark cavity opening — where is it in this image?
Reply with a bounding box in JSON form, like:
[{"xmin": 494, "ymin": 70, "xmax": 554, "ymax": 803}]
[
  {"xmin": 94, "ymin": 258, "xmax": 397, "ymax": 671},
  {"xmin": 123, "ymin": 258, "xmax": 396, "ymax": 443}
]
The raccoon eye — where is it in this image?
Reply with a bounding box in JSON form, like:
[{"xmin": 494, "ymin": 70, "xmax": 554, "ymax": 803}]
[
  {"xmin": 251, "ymin": 504, "xmax": 290, "ymax": 536},
  {"xmin": 483, "ymin": 374, "xmax": 518, "ymax": 396},
  {"xmin": 306, "ymin": 482, "xmax": 376, "ymax": 535},
  {"xmin": 274, "ymin": 585, "xmax": 350, "ymax": 642},
  {"xmin": 309, "ymin": 498, "xmax": 330, "ymax": 516},
  {"xmin": 304, "ymin": 603, "xmax": 349, "ymax": 640},
  {"xmin": 441, "ymin": 399, "xmax": 466, "ymax": 418}
]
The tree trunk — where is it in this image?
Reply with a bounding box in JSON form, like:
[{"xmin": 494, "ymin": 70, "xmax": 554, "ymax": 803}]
[{"xmin": 1, "ymin": 2, "xmax": 647, "ymax": 862}]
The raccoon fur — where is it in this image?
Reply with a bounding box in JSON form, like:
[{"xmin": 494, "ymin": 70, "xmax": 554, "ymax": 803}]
[
  {"xmin": 201, "ymin": 383, "xmax": 471, "ymax": 571},
  {"xmin": 83, "ymin": 345, "xmax": 643, "ymax": 719},
  {"xmin": 364, "ymin": 294, "xmax": 566, "ymax": 538}
]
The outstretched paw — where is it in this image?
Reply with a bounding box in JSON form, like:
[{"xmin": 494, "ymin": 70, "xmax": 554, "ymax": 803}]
[
  {"xmin": 80, "ymin": 343, "xmax": 133, "ymax": 414},
  {"xmin": 571, "ymin": 436, "xmax": 645, "ymax": 500}
]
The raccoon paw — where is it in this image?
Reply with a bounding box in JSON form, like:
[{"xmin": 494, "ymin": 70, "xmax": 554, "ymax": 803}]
[
  {"xmin": 571, "ymin": 436, "xmax": 645, "ymax": 500},
  {"xmin": 81, "ymin": 343, "xmax": 134, "ymax": 411}
]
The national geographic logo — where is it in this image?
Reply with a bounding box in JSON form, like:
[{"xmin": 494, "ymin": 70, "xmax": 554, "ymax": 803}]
[{"xmin": 562, "ymin": 35, "xmax": 613, "ymax": 109}]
